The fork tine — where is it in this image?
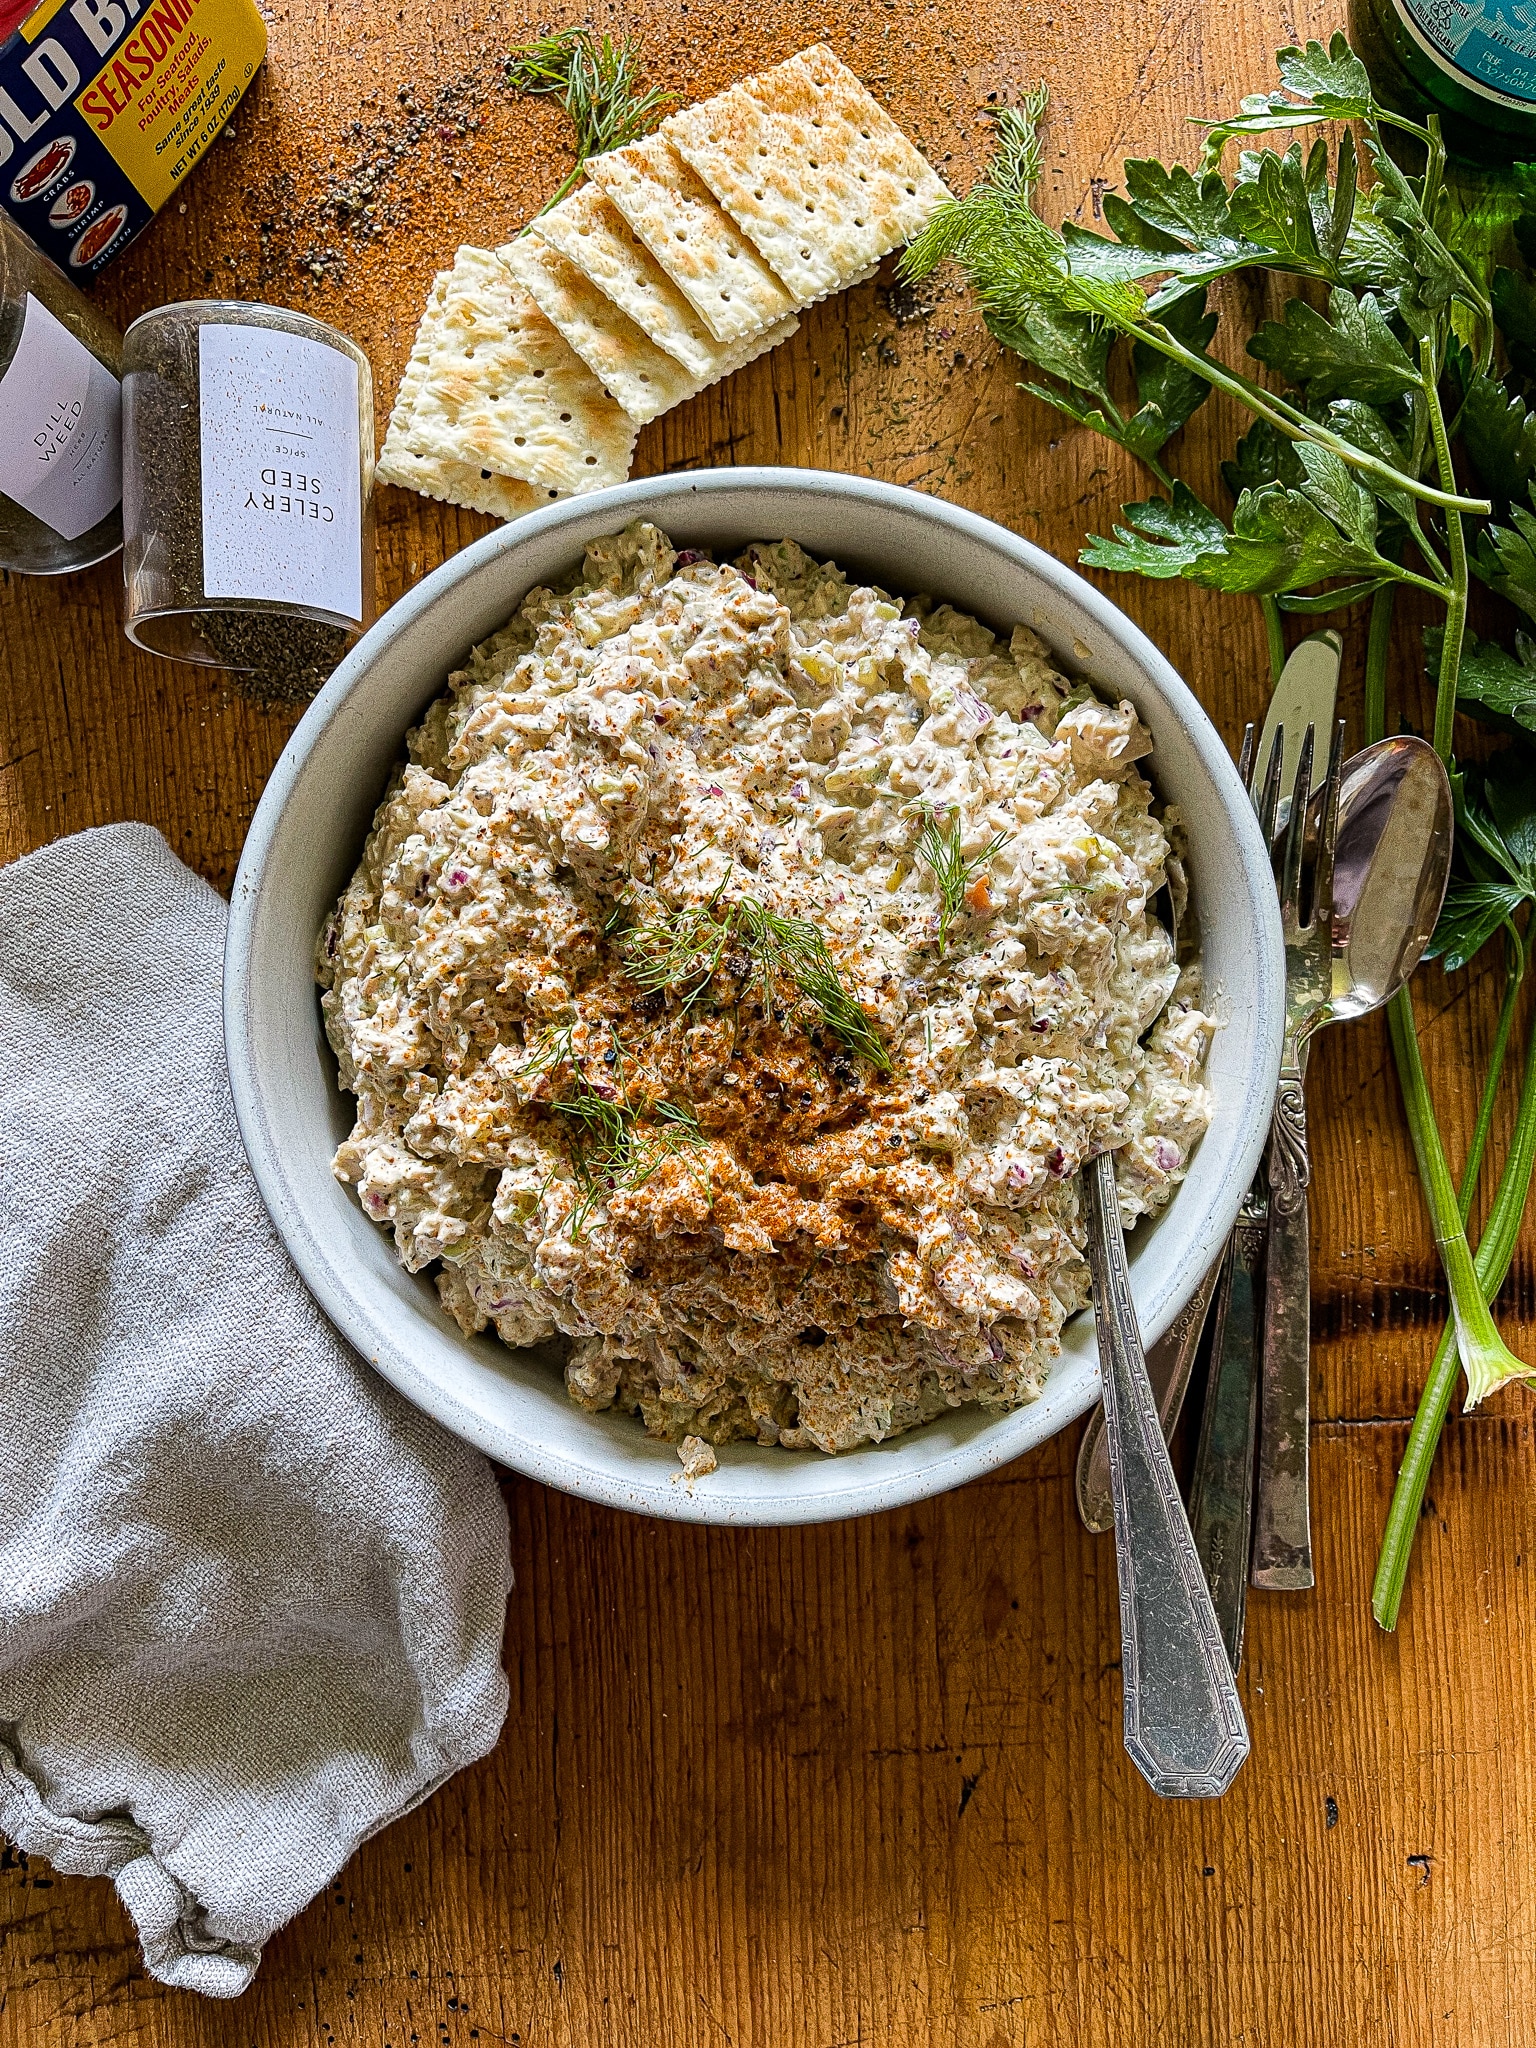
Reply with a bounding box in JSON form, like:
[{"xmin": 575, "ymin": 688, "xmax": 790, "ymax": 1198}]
[
  {"xmin": 1257, "ymin": 725, "xmax": 1285, "ymax": 846},
  {"xmin": 1313, "ymin": 718, "xmax": 1346, "ymax": 928},
  {"xmin": 1238, "ymin": 721, "xmax": 1257, "ymax": 796},
  {"xmin": 1279, "ymin": 724, "xmax": 1315, "ymax": 917}
]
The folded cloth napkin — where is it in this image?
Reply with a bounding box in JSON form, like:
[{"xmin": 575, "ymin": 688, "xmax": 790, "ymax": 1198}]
[{"xmin": 0, "ymin": 823, "xmax": 513, "ymax": 1999}]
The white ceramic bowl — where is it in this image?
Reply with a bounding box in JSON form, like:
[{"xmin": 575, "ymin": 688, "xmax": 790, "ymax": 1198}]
[{"xmin": 227, "ymin": 469, "xmax": 1282, "ymax": 1525}]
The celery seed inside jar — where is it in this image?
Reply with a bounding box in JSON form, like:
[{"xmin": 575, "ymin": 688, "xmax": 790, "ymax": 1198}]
[{"xmin": 122, "ymin": 301, "xmax": 375, "ymax": 704}]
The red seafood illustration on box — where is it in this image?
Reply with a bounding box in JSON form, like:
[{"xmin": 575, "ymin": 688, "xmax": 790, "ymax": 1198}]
[
  {"xmin": 48, "ymin": 180, "xmax": 93, "ymax": 230},
  {"xmin": 9, "ymin": 134, "xmax": 75, "ymax": 207}
]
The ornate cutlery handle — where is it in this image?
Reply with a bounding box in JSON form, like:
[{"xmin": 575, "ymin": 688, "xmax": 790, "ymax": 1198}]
[
  {"xmin": 1252, "ymin": 1069, "xmax": 1314, "ymax": 1590},
  {"xmin": 1075, "ymin": 1261, "xmax": 1221, "ymax": 1537},
  {"xmin": 1267, "ymin": 1073, "xmax": 1310, "ymax": 1217},
  {"xmin": 1083, "ymin": 1154, "xmax": 1250, "ymax": 1798}
]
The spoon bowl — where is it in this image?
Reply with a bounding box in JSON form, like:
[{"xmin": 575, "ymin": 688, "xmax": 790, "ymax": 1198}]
[{"xmin": 1328, "ymin": 735, "xmax": 1454, "ymax": 1026}]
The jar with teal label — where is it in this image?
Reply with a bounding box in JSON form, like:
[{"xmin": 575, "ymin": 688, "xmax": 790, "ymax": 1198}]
[{"xmin": 1348, "ymin": 0, "xmax": 1536, "ymax": 162}]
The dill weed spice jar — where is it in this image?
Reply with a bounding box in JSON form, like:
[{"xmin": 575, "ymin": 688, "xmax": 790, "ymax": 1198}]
[
  {"xmin": 0, "ymin": 209, "xmax": 121, "ymax": 573},
  {"xmin": 122, "ymin": 301, "xmax": 375, "ymax": 703}
]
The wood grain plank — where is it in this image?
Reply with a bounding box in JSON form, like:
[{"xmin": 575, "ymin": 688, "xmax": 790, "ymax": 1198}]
[{"xmin": 3, "ymin": 1426, "xmax": 1534, "ymax": 2047}]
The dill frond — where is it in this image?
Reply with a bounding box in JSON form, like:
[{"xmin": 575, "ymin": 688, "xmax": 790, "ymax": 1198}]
[
  {"xmin": 618, "ymin": 888, "xmax": 893, "ymax": 1073},
  {"xmin": 505, "ymin": 25, "xmax": 675, "ymax": 216},
  {"xmin": 620, "ymin": 877, "xmax": 737, "ymax": 1015},
  {"xmin": 899, "ymin": 87, "xmax": 1142, "ymax": 346},
  {"xmin": 915, "ymin": 807, "xmax": 1010, "ymax": 954},
  {"xmin": 515, "ymin": 1022, "xmax": 703, "ymax": 1236}
]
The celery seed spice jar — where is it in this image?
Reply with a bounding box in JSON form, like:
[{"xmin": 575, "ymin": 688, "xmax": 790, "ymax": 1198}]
[{"xmin": 122, "ymin": 302, "xmax": 375, "ymax": 703}]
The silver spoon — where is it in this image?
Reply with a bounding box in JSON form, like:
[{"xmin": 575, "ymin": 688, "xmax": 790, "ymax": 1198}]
[
  {"xmin": 1249, "ymin": 733, "xmax": 1453, "ymax": 1593},
  {"xmin": 1324, "ymin": 735, "xmax": 1454, "ymax": 1023},
  {"xmin": 1083, "ymin": 1153, "xmax": 1250, "ymax": 1798}
]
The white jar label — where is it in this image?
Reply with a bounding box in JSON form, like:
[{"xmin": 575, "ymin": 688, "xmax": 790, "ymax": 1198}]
[
  {"xmin": 0, "ymin": 294, "xmax": 121, "ymax": 542},
  {"xmin": 199, "ymin": 324, "xmax": 362, "ymax": 623}
]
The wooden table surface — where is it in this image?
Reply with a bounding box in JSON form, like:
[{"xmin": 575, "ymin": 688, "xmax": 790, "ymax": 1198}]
[{"xmin": 4, "ymin": 1, "xmax": 1535, "ymax": 2041}]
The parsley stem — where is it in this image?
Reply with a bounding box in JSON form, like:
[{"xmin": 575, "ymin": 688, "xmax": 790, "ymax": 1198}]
[
  {"xmin": 1141, "ymin": 326, "xmax": 1490, "ymax": 517},
  {"xmin": 1373, "ymin": 975, "xmax": 1536, "ymax": 1627},
  {"xmin": 1363, "ymin": 581, "xmax": 1393, "ymax": 744},
  {"xmin": 1386, "ymin": 986, "xmax": 1531, "ymax": 1399},
  {"xmin": 1461, "ymin": 930, "xmax": 1528, "ymax": 1220},
  {"xmin": 1420, "ymin": 341, "xmax": 1467, "ymax": 763},
  {"xmin": 1260, "ymin": 596, "xmax": 1286, "ymax": 685}
]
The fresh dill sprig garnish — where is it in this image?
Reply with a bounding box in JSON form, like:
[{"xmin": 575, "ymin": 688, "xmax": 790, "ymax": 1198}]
[
  {"xmin": 915, "ymin": 807, "xmax": 1010, "ymax": 954},
  {"xmin": 620, "ymin": 876, "xmax": 740, "ymax": 1016},
  {"xmin": 619, "ymin": 886, "xmax": 892, "ymax": 1073},
  {"xmin": 504, "ymin": 25, "xmax": 675, "ymax": 218},
  {"xmin": 516, "ymin": 1022, "xmax": 703, "ymax": 1235}
]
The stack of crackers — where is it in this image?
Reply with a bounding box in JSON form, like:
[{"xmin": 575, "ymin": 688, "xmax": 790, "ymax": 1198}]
[{"xmin": 377, "ymin": 44, "xmax": 951, "ymax": 519}]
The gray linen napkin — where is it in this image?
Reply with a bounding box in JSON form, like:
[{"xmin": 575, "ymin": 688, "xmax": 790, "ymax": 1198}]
[{"xmin": 0, "ymin": 823, "xmax": 513, "ymax": 1998}]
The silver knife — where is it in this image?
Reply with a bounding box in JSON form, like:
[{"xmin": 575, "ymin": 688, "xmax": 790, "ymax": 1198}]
[
  {"xmin": 1190, "ymin": 630, "xmax": 1340, "ymax": 1644},
  {"xmin": 1075, "ymin": 630, "xmax": 1342, "ymax": 1552},
  {"xmin": 1263, "ymin": 630, "xmax": 1341, "ymax": 832}
]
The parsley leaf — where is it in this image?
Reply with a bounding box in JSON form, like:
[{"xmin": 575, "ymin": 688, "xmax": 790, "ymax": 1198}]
[
  {"xmin": 1100, "ymin": 192, "xmax": 1186, "ymax": 254},
  {"xmin": 998, "ymin": 300, "xmax": 1115, "ymax": 403},
  {"xmin": 1339, "ymin": 188, "xmax": 1420, "ymax": 305},
  {"xmin": 1324, "ymin": 129, "xmax": 1359, "ymax": 265},
  {"xmin": 1057, "ymin": 222, "xmax": 1189, "ymax": 287},
  {"xmin": 1476, "ymin": 500, "xmax": 1536, "ymax": 623},
  {"xmin": 1323, "ymin": 398, "xmax": 1414, "ymax": 521},
  {"xmin": 1080, "ymin": 483, "xmax": 1228, "ymax": 578},
  {"xmin": 1430, "ymin": 624, "xmax": 1536, "ymax": 733},
  {"xmin": 1296, "ymin": 442, "xmax": 1378, "ymax": 549},
  {"xmin": 1129, "ymin": 287, "xmax": 1217, "ymax": 449},
  {"xmin": 1121, "ymin": 158, "xmax": 1243, "ymax": 247},
  {"xmin": 1460, "ymin": 377, "xmax": 1536, "ymax": 508},
  {"xmin": 1188, "ymin": 482, "xmax": 1384, "ymax": 593},
  {"xmin": 1491, "ymin": 267, "xmax": 1536, "ymax": 387},
  {"xmin": 1274, "ymin": 33, "xmax": 1375, "ymax": 118},
  {"xmin": 1085, "ymin": 476, "xmax": 1385, "ymax": 594},
  {"xmin": 1195, "ymin": 34, "xmax": 1375, "ymax": 150},
  {"xmin": 1221, "ymin": 418, "xmax": 1305, "ymax": 498},
  {"xmin": 1227, "ymin": 145, "xmax": 1327, "ymax": 270},
  {"xmin": 1486, "ymin": 750, "xmax": 1536, "ymax": 879},
  {"xmin": 1366, "ymin": 142, "xmax": 1467, "ymax": 319},
  {"xmin": 1427, "ymin": 880, "xmax": 1527, "ymax": 973},
  {"xmin": 1247, "ymin": 288, "xmax": 1419, "ymax": 402},
  {"xmin": 1063, "ymin": 163, "xmax": 1272, "ymax": 307}
]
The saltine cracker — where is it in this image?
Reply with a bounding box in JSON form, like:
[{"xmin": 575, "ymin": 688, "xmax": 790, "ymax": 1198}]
[
  {"xmin": 583, "ymin": 136, "xmax": 797, "ymax": 344},
  {"xmin": 404, "ymin": 246, "xmax": 639, "ymax": 495},
  {"xmin": 533, "ymin": 186, "xmax": 768, "ymax": 382},
  {"xmin": 377, "ymin": 270, "xmax": 553, "ymax": 520},
  {"xmin": 664, "ymin": 45, "xmax": 951, "ymax": 302}
]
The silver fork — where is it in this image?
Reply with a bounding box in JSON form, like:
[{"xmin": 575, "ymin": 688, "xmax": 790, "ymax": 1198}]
[{"xmin": 1250, "ymin": 720, "xmax": 1345, "ymax": 1592}]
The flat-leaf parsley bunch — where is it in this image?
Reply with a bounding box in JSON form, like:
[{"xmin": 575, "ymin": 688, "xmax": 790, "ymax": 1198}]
[{"xmin": 902, "ymin": 35, "xmax": 1536, "ymax": 1627}]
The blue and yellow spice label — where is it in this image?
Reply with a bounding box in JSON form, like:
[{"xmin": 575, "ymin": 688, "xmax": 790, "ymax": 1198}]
[{"xmin": 0, "ymin": 0, "xmax": 267, "ymax": 272}]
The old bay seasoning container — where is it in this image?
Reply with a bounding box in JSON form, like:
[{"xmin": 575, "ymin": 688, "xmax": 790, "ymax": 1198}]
[
  {"xmin": 0, "ymin": 0, "xmax": 267, "ymax": 274},
  {"xmin": 122, "ymin": 301, "xmax": 375, "ymax": 700},
  {"xmin": 0, "ymin": 207, "xmax": 120, "ymax": 571}
]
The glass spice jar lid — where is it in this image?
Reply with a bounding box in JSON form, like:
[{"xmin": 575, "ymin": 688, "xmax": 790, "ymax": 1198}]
[{"xmin": 121, "ymin": 300, "xmax": 375, "ymax": 704}]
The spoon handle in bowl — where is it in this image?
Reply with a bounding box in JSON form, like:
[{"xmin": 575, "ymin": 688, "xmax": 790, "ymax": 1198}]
[{"xmin": 1083, "ymin": 1153, "xmax": 1251, "ymax": 1799}]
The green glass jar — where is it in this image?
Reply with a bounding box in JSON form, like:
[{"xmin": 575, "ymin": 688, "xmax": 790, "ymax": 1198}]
[{"xmin": 1347, "ymin": 0, "xmax": 1536, "ymax": 164}]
